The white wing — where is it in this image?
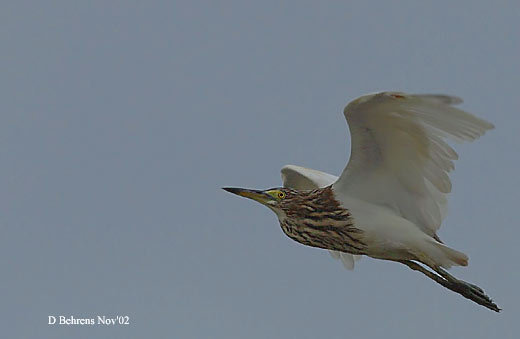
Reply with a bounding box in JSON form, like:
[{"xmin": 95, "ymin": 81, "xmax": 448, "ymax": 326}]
[
  {"xmin": 281, "ymin": 165, "xmax": 337, "ymax": 190},
  {"xmin": 281, "ymin": 165, "xmax": 362, "ymax": 269},
  {"xmin": 333, "ymin": 92, "xmax": 494, "ymax": 239}
]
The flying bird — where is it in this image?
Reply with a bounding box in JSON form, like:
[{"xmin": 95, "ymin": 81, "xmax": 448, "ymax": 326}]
[{"xmin": 223, "ymin": 92, "xmax": 499, "ymax": 312}]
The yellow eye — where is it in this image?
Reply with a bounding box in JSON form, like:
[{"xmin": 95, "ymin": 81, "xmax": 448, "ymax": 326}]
[{"xmin": 277, "ymin": 191, "xmax": 286, "ymax": 199}]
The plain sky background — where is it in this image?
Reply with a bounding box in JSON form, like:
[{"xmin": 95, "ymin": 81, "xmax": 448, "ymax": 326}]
[{"xmin": 1, "ymin": 1, "xmax": 519, "ymax": 338}]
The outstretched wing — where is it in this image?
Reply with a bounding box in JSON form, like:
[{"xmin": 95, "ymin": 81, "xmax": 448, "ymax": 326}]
[
  {"xmin": 333, "ymin": 92, "xmax": 494, "ymax": 238},
  {"xmin": 281, "ymin": 165, "xmax": 362, "ymax": 269}
]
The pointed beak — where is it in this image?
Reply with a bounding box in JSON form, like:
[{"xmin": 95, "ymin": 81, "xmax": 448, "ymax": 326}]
[{"xmin": 222, "ymin": 187, "xmax": 272, "ymax": 205}]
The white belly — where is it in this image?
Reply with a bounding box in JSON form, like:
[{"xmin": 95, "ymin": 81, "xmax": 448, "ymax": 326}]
[{"xmin": 337, "ymin": 195, "xmax": 428, "ymax": 261}]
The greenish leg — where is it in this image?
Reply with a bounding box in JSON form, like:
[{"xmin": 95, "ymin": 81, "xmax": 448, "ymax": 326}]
[{"xmin": 396, "ymin": 260, "xmax": 500, "ymax": 312}]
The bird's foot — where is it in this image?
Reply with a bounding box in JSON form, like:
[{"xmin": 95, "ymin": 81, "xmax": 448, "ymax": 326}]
[{"xmin": 453, "ymin": 279, "xmax": 500, "ymax": 312}]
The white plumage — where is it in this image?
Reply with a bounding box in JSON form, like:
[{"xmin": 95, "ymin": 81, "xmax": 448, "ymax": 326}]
[
  {"xmin": 226, "ymin": 91, "xmax": 498, "ymax": 310},
  {"xmin": 282, "ymin": 92, "xmax": 493, "ymax": 270}
]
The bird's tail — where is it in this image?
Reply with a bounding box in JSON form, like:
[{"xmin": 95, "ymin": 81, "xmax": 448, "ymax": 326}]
[{"xmin": 426, "ymin": 239, "xmax": 469, "ymax": 269}]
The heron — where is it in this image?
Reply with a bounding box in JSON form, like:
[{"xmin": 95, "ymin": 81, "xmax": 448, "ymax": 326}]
[{"xmin": 223, "ymin": 92, "xmax": 499, "ymax": 312}]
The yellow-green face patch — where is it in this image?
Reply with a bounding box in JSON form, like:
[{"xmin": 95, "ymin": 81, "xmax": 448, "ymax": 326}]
[{"xmin": 265, "ymin": 189, "xmax": 286, "ymax": 200}]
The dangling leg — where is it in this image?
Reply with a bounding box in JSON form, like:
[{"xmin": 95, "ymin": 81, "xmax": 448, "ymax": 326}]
[
  {"xmin": 433, "ymin": 266, "xmax": 499, "ymax": 310},
  {"xmin": 396, "ymin": 260, "xmax": 500, "ymax": 312},
  {"xmin": 434, "ymin": 266, "xmax": 484, "ymax": 292}
]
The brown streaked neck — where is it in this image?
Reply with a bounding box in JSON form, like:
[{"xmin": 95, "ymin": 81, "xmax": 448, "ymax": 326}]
[{"xmin": 277, "ymin": 186, "xmax": 366, "ymax": 255}]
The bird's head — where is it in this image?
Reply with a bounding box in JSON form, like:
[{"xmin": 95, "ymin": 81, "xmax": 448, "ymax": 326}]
[
  {"xmin": 222, "ymin": 187, "xmax": 297, "ymax": 218},
  {"xmin": 223, "ymin": 185, "xmax": 345, "ymax": 224}
]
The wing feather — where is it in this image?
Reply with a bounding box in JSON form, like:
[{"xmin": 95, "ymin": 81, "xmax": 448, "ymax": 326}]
[{"xmin": 334, "ymin": 92, "xmax": 493, "ymax": 237}]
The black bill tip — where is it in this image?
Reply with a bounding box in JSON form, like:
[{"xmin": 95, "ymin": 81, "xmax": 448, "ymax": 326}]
[{"xmin": 222, "ymin": 187, "xmax": 242, "ymax": 194}]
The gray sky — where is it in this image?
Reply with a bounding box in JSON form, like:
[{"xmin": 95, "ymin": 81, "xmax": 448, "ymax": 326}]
[{"xmin": 1, "ymin": 1, "xmax": 519, "ymax": 338}]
